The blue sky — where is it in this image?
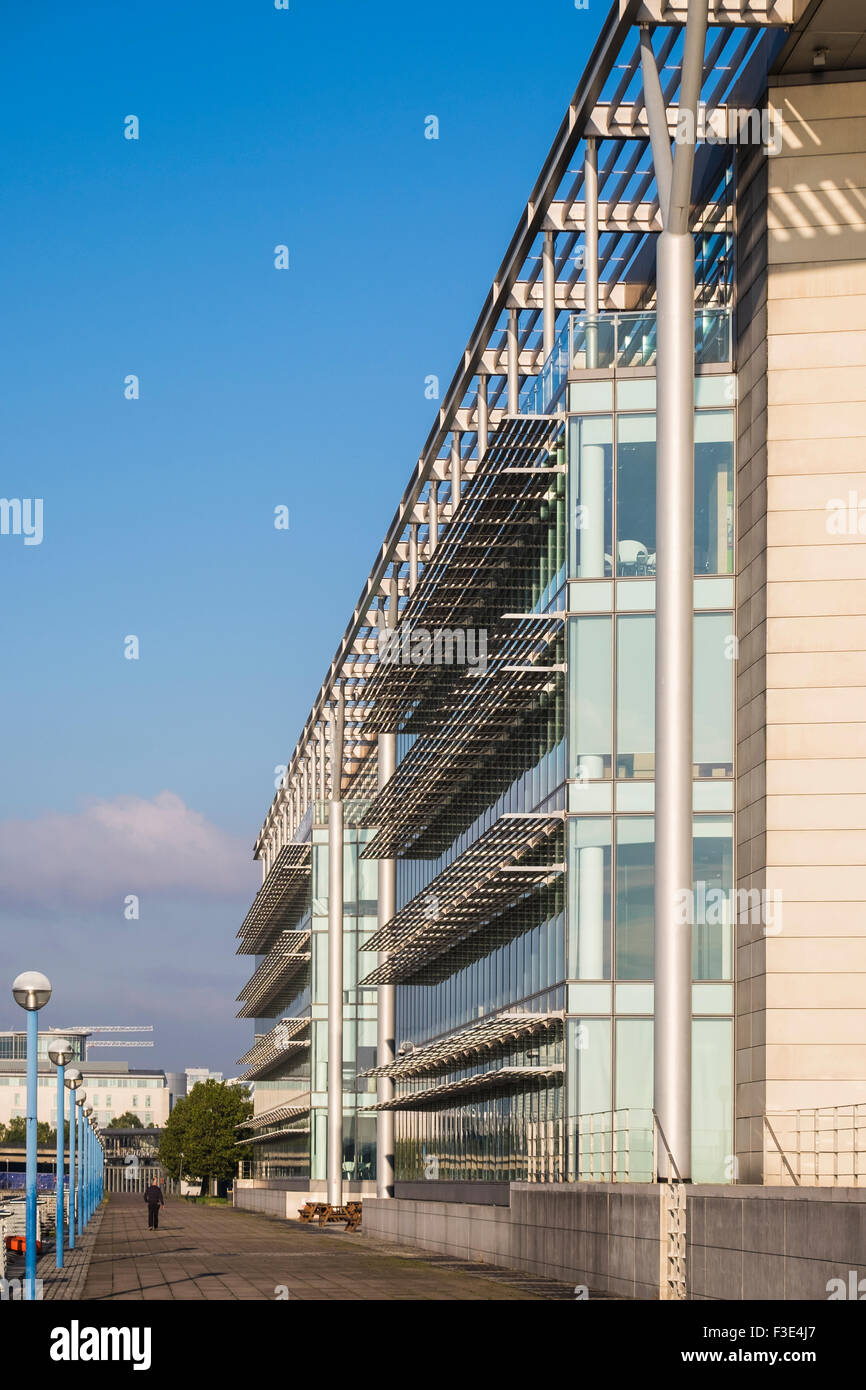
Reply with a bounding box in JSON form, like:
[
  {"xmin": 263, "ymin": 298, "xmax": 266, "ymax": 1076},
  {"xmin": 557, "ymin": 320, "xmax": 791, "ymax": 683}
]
[{"xmin": 0, "ymin": 0, "xmax": 602, "ymax": 1072}]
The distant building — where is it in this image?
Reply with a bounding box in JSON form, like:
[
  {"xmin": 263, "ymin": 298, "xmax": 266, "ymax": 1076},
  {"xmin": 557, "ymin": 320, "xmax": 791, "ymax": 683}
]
[
  {"xmin": 164, "ymin": 1071, "xmax": 187, "ymax": 1111},
  {"xmin": 185, "ymin": 1067, "xmax": 223, "ymax": 1091},
  {"xmin": 0, "ymin": 1030, "xmax": 170, "ymax": 1130}
]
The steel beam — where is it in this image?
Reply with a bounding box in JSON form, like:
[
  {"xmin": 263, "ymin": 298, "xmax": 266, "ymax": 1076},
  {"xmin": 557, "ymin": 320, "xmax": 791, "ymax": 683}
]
[
  {"xmin": 508, "ymin": 279, "xmax": 645, "ymax": 311},
  {"xmin": 623, "ymin": 0, "xmax": 806, "ymax": 22}
]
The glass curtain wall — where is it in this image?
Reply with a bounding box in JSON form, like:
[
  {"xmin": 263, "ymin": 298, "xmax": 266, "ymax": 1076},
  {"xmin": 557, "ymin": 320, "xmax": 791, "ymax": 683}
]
[{"xmin": 564, "ymin": 371, "xmax": 736, "ymax": 1183}]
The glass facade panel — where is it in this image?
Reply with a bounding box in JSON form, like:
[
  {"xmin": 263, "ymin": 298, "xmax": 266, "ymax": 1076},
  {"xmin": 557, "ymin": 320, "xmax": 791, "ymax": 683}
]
[
  {"xmin": 615, "ymin": 816, "xmax": 655, "ymax": 980},
  {"xmin": 615, "ymin": 413, "xmax": 656, "ymax": 575},
  {"xmin": 568, "ymin": 416, "xmax": 612, "ymax": 579},
  {"xmin": 694, "ymin": 613, "xmax": 734, "ymax": 775},
  {"xmin": 695, "ymin": 411, "xmax": 734, "ymax": 575},
  {"xmin": 567, "ymin": 617, "xmax": 612, "ymax": 779},
  {"xmin": 692, "ymin": 1019, "xmax": 733, "ymax": 1183},
  {"xmin": 693, "ymin": 816, "xmax": 734, "ymax": 981},
  {"xmin": 616, "ymin": 616, "xmax": 654, "ymax": 779},
  {"xmin": 567, "ymin": 817, "xmax": 612, "ymax": 980},
  {"xmin": 614, "ymin": 1018, "xmax": 654, "ymax": 1179}
]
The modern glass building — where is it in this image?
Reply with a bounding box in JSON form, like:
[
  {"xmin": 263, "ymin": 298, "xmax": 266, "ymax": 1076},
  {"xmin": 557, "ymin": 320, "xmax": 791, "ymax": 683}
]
[{"xmin": 234, "ymin": 0, "xmax": 866, "ymax": 1219}]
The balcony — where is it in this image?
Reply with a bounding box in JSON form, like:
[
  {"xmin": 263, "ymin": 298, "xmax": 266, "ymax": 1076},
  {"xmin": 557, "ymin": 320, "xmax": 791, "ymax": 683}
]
[{"xmin": 521, "ymin": 308, "xmax": 732, "ymax": 415}]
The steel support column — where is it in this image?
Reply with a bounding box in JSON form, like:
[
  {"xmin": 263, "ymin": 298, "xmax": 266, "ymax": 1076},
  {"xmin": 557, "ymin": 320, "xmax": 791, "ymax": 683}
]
[
  {"xmin": 450, "ymin": 431, "xmax": 462, "ymax": 517},
  {"xmin": 477, "ymin": 375, "xmax": 489, "ymax": 459},
  {"xmin": 644, "ymin": 1, "xmax": 708, "ymax": 1183},
  {"xmin": 409, "ymin": 523, "xmax": 419, "ymax": 592},
  {"xmin": 428, "ymin": 482, "xmax": 439, "ymax": 557},
  {"xmin": 327, "ymin": 692, "xmax": 345, "ymax": 1207},
  {"xmin": 542, "ymin": 229, "xmax": 556, "ymax": 359},
  {"xmin": 654, "ymin": 228, "xmax": 695, "ymax": 1182},
  {"xmin": 507, "ymin": 308, "xmax": 520, "ymax": 414},
  {"xmin": 376, "ymin": 731, "xmax": 396, "ymax": 1198},
  {"xmin": 584, "ymin": 138, "xmax": 599, "ymax": 369}
]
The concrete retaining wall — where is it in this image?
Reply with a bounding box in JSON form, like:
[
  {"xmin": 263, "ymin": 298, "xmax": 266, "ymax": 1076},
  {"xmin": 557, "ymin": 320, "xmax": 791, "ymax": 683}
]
[
  {"xmin": 364, "ymin": 1183, "xmax": 662, "ymax": 1299},
  {"xmin": 363, "ymin": 1183, "xmax": 866, "ymax": 1300}
]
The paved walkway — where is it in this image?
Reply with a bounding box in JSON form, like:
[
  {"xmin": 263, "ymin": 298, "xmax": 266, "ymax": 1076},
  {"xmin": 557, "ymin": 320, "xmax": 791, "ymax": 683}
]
[{"xmin": 80, "ymin": 1194, "xmax": 574, "ymax": 1301}]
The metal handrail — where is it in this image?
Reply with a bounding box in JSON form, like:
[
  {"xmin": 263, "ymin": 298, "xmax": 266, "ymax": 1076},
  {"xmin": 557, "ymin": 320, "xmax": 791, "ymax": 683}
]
[{"xmin": 764, "ymin": 1105, "xmax": 866, "ymax": 1187}]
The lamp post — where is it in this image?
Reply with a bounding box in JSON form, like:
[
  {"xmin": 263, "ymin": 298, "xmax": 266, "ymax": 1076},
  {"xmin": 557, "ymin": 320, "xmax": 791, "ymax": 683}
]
[
  {"xmin": 11, "ymin": 971, "xmax": 52, "ymax": 1302},
  {"xmin": 83, "ymin": 1106, "xmax": 93, "ymax": 1225},
  {"xmin": 47, "ymin": 1038, "xmax": 74, "ymax": 1270},
  {"xmin": 76, "ymin": 1093, "xmax": 86, "ymax": 1237},
  {"xmin": 64, "ymin": 1068, "xmax": 82, "ymax": 1248}
]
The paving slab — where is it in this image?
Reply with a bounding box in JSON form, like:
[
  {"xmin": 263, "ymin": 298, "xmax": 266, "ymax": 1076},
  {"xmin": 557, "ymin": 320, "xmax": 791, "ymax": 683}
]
[{"xmin": 78, "ymin": 1193, "xmax": 577, "ymax": 1301}]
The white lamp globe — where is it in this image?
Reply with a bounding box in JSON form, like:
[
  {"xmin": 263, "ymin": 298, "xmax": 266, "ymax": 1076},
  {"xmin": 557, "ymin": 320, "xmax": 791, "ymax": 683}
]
[
  {"xmin": 48, "ymin": 1036, "xmax": 74, "ymax": 1067},
  {"xmin": 11, "ymin": 971, "xmax": 52, "ymax": 1011}
]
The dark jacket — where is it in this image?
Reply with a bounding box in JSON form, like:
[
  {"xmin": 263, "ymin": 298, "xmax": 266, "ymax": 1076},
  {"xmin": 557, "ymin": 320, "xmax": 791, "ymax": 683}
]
[{"xmin": 144, "ymin": 1184, "xmax": 164, "ymax": 1206}]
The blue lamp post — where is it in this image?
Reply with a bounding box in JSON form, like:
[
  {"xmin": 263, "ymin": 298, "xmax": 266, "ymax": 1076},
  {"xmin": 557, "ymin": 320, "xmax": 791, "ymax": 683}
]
[
  {"xmin": 84, "ymin": 1108, "xmax": 93, "ymax": 1223},
  {"xmin": 64, "ymin": 1068, "xmax": 82, "ymax": 1249},
  {"xmin": 11, "ymin": 971, "xmax": 52, "ymax": 1303},
  {"xmin": 76, "ymin": 1093, "xmax": 86, "ymax": 1237},
  {"xmin": 47, "ymin": 1038, "xmax": 74, "ymax": 1270}
]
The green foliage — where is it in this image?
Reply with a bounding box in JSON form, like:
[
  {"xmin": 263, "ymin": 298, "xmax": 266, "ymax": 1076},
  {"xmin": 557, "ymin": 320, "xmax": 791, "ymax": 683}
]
[
  {"xmin": 158, "ymin": 1080, "xmax": 252, "ymax": 1184},
  {"xmin": 0, "ymin": 1116, "xmax": 56, "ymax": 1146},
  {"xmin": 107, "ymin": 1112, "xmax": 144, "ymax": 1129}
]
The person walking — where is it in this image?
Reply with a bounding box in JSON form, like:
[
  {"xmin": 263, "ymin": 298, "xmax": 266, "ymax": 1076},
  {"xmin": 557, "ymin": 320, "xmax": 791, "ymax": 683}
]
[{"xmin": 144, "ymin": 1180, "xmax": 165, "ymax": 1230}]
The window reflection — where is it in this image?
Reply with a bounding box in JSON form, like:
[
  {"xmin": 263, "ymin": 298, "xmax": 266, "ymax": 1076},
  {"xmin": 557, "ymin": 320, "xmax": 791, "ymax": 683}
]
[
  {"xmin": 614, "ymin": 817, "xmax": 655, "ymax": 979},
  {"xmin": 616, "ymin": 414, "xmax": 656, "ymax": 576}
]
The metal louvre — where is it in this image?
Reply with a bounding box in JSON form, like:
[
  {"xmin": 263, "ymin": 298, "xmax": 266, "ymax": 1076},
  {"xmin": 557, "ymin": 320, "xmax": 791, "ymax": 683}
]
[
  {"xmin": 236, "ymin": 1039, "xmax": 310, "ymax": 1083},
  {"xmin": 363, "ymin": 416, "xmax": 564, "ymax": 735},
  {"xmin": 235, "ymin": 1100, "xmax": 311, "ymax": 1131},
  {"xmin": 236, "ymin": 1015, "xmax": 309, "ymax": 1066},
  {"xmin": 236, "ymin": 1016, "xmax": 311, "ymax": 1079},
  {"xmin": 361, "ymin": 1064, "xmax": 565, "ymax": 1112},
  {"xmin": 236, "ymin": 842, "xmax": 311, "ymax": 955},
  {"xmin": 359, "ymin": 813, "xmax": 565, "ymax": 985},
  {"xmin": 361, "ymin": 1011, "xmax": 564, "ymax": 1080},
  {"xmin": 236, "ymin": 930, "xmax": 311, "ymax": 1019},
  {"xmin": 359, "ymin": 617, "xmax": 563, "ymax": 861},
  {"xmin": 234, "ymin": 1126, "xmax": 311, "ymax": 1148}
]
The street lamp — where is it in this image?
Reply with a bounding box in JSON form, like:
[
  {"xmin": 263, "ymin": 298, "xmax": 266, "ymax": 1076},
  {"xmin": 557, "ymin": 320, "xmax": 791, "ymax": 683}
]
[
  {"xmin": 83, "ymin": 1108, "xmax": 93, "ymax": 1224},
  {"xmin": 47, "ymin": 1038, "xmax": 74, "ymax": 1271},
  {"xmin": 12, "ymin": 971, "xmax": 52, "ymax": 1303},
  {"xmin": 85, "ymin": 1116, "xmax": 95, "ymax": 1222},
  {"xmin": 76, "ymin": 1092, "xmax": 87, "ymax": 1238},
  {"xmin": 64, "ymin": 1068, "xmax": 82, "ymax": 1249}
]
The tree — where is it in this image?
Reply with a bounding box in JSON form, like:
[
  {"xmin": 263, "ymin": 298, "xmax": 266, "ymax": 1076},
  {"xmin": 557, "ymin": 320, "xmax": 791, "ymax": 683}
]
[
  {"xmin": 107, "ymin": 1112, "xmax": 144, "ymax": 1129},
  {"xmin": 159, "ymin": 1080, "xmax": 252, "ymax": 1192},
  {"xmin": 0, "ymin": 1116, "xmax": 55, "ymax": 1146}
]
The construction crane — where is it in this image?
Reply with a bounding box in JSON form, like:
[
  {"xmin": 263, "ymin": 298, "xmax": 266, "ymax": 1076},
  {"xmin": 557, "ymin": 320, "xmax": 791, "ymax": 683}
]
[{"xmin": 51, "ymin": 1025, "xmax": 154, "ymax": 1049}]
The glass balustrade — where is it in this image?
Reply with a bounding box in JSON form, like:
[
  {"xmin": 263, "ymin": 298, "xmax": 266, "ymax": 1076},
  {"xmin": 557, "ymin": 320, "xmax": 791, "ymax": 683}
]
[{"xmin": 521, "ymin": 307, "xmax": 732, "ymax": 415}]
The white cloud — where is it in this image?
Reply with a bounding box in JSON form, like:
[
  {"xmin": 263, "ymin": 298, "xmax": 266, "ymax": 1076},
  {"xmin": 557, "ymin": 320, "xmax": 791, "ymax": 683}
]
[{"xmin": 0, "ymin": 792, "xmax": 256, "ymax": 910}]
